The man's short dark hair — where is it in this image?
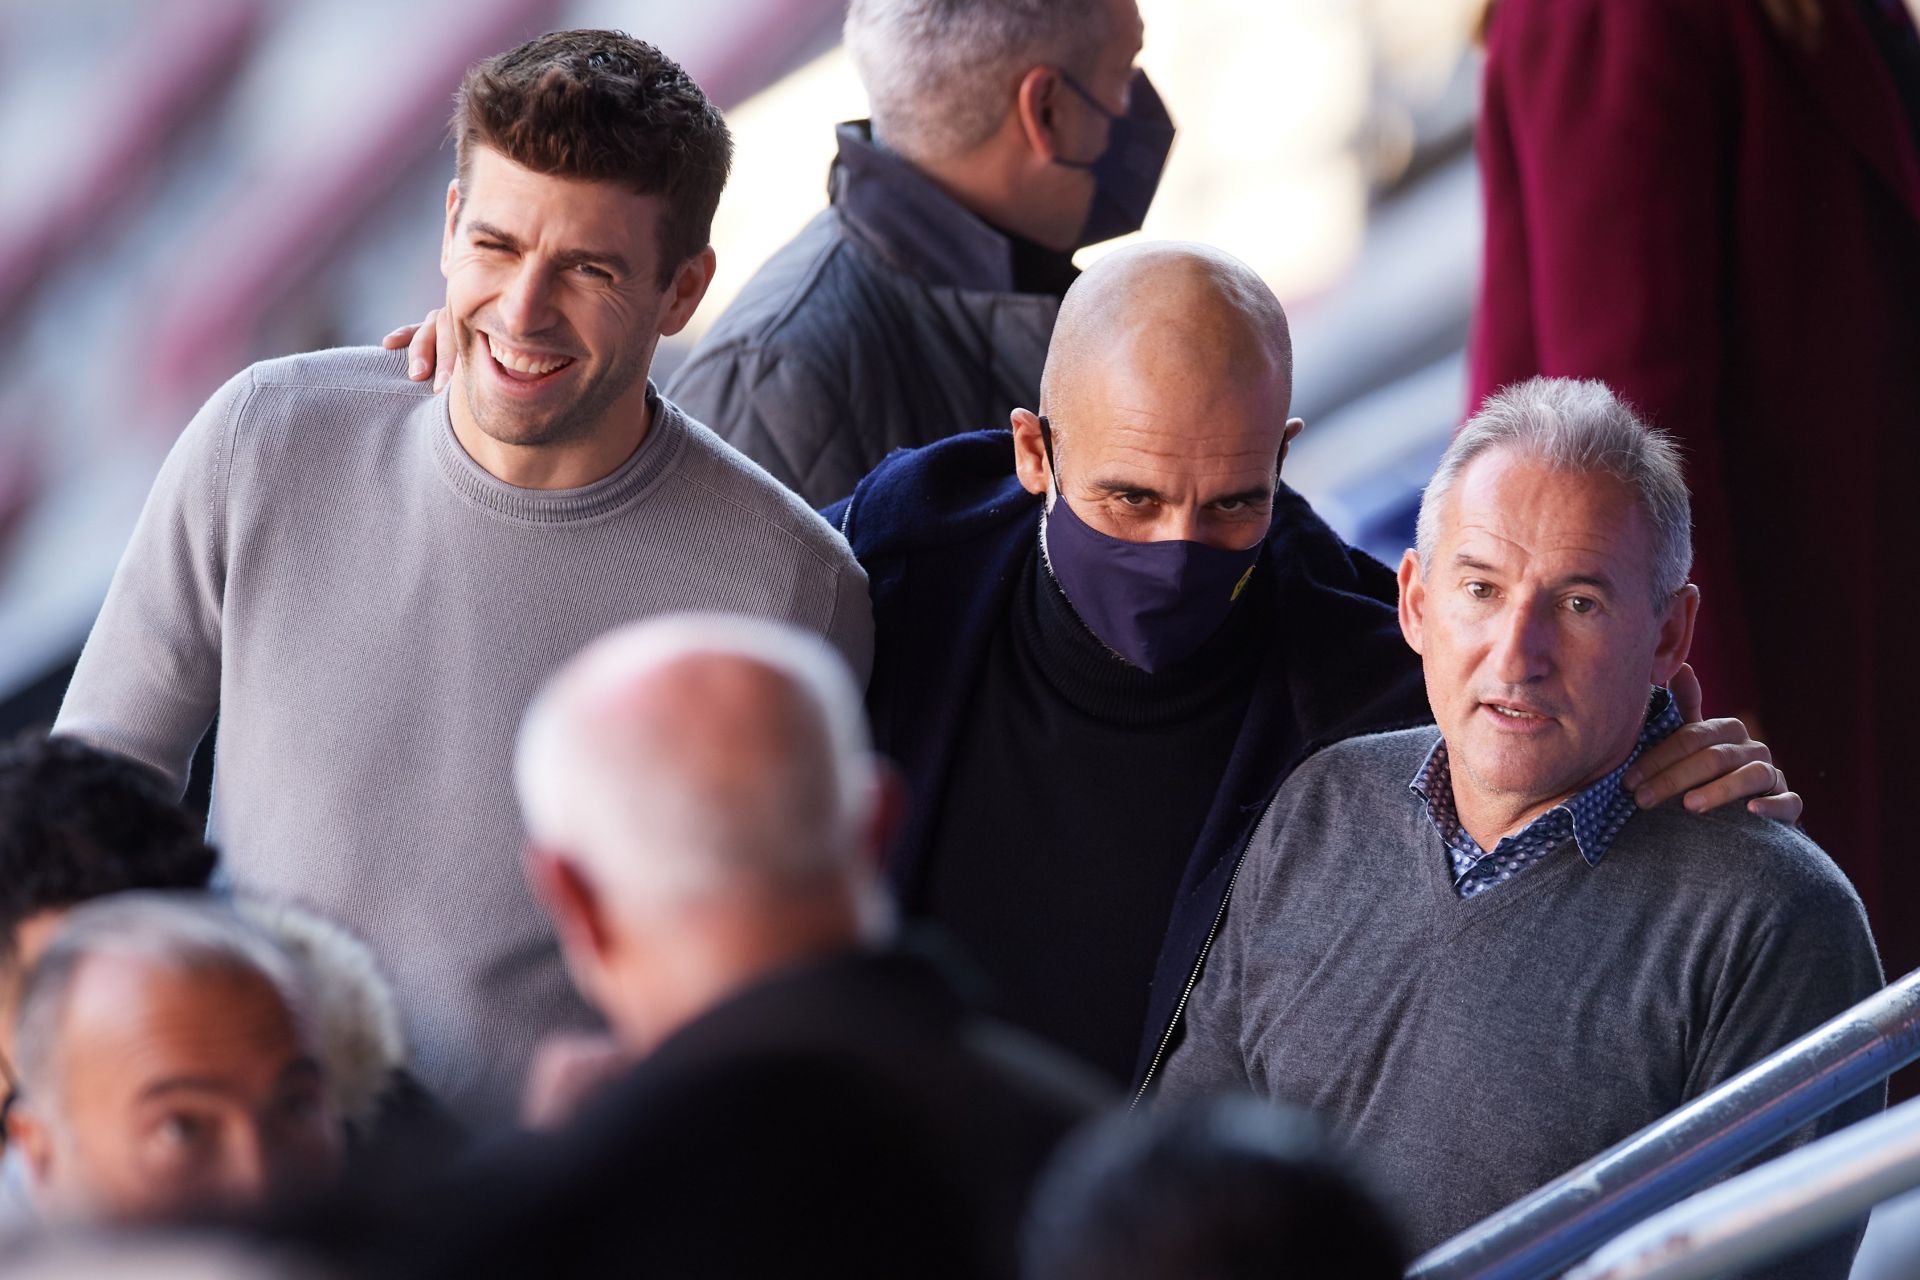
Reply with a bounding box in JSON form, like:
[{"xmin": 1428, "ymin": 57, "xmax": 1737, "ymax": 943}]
[
  {"xmin": 0, "ymin": 735, "xmax": 217, "ymax": 965},
  {"xmin": 1024, "ymin": 1098, "xmax": 1409, "ymax": 1280},
  {"xmin": 450, "ymin": 29, "xmax": 733, "ymax": 286}
]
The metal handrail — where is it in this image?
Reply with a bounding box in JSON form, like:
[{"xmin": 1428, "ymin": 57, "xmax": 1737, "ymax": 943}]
[
  {"xmin": 1565, "ymin": 1094, "xmax": 1920, "ymax": 1280},
  {"xmin": 1406, "ymin": 967, "xmax": 1920, "ymax": 1280}
]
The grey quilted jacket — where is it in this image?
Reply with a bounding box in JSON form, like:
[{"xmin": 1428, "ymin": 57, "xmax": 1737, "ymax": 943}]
[{"xmin": 664, "ymin": 121, "xmax": 1066, "ymax": 507}]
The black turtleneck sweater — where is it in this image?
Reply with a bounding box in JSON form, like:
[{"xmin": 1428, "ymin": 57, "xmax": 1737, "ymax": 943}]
[{"xmin": 914, "ymin": 540, "xmax": 1268, "ymax": 1082}]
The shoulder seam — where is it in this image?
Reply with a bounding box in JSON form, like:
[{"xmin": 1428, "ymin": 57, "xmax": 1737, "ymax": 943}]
[
  {"xmin": 211, "ymin": 369, "xmax": 261, "ymax": 587},
  {"xmin": 676, "ymin": 469, "xmax": 842, "ymax": 575}
]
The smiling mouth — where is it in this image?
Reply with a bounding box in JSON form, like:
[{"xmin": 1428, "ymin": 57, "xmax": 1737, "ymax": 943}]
[{"xmin": 484, "ymin": 332, "xmax": 576, "ymax": 383}]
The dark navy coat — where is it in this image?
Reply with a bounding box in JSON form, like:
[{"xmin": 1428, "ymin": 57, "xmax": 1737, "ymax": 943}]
[{"xmin": 826, "ymin": 431, "xmax": 1431, "ymax": 1083}]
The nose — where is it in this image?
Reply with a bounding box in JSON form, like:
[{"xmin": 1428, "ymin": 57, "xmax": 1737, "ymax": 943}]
[
  {"xmin": 1157, "ymin": 506, "xmax": 1203, "ymax": 544},
  {"xmin": 495, "ymin": 259, "xmax": 558, "ymax": 336},
  {"xmin": 210, "ymin": 1127, "xmax": 272, "ymax": 1209},
  {"xmin": 1490, "ymin": 597, "xmax": 1553, "ymax": 685}
]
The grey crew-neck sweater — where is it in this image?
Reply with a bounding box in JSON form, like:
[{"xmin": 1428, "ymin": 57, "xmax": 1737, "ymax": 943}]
[
  {"xmin": 56, "ymin": 347, "xmax": 873, "ymax": 1124},
  {"xmin": 1158, "ymin": 727, "xmax": 1882, "ymax": 1276}
]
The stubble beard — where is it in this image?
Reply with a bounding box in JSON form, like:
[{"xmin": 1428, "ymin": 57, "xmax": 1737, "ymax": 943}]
[{"xmin": 461, "ymin": 329, "xmax": 652, "ymax": 451}]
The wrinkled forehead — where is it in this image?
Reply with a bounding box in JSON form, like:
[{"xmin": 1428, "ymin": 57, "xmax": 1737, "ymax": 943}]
[
  {"xmin": 56, "ymin": 956, "xmax": 312, "ymax": 1097},
  {"xmin": 455, "ymin": 147, "xmax": 660, "ymax": 249},
  {"xmin": 1051, "ymin": 351, "xmax": 1289, "ymax": 482},
  {"xmin": 1440, "ymin": 449, "xmax": 1655, "ymax": 575}
]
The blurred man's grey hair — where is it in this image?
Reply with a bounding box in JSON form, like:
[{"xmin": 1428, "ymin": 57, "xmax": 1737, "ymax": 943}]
[
  {"xmin": 234, "ymin": 898, "xmax": 404, "ymax": 1135},
  {"xmin": 845, "ymin": 0, "xmax": 1116, "ymax": 163},
  {"xmin": 514, "ymin": 613, "xmax": 881, "ymax": 915},
  {"xmin": 1415, "ymin": 376, "xmax": 1693, "ymax": 609},
  {"xmin": 10, "ymin": 894, "xmax": 315, "ymax": 1110}
]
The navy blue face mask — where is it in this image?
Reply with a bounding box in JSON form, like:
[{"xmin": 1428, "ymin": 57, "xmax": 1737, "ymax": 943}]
[
  {"xmin": 1054, "ymin": 68, "xmax": 1175, "ymax": 247},
  {"xmin": 1038, "ymin": 417, "xmax": 1263, "ymax": 674}
]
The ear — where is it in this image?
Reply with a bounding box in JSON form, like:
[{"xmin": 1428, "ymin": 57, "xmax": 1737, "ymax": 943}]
[
  {"xmin": 859, "ymin": 761, "xmax": 908, "ymax": 877},
  {"xmin": 1650, "ymin": 583, "xmax": 1700, "ymax": 684},
  {"xmin": 524, "ymin": 845, "xmax": 615, "ymax": 972},
  {"xmin": 1397, "ymin": 549, "xmax": 1427, "ymax": 654},
  {"xmin": 1010, "ymin": 408, "xmax": 1052, "ymax": 498},
  {"xmin": 657, "ymin": 245, "xmax": 718, "ymax": 338},
  {"xmin": 6, "ymin": 1105, "xmax": 55, "ymax": 1200},
  {"xmin": 1014, "ymin": 65, "xmax": 1066, "ymax": 161},
  {"xmin": 440, "ymin": 179, "xmax": 461, "ymax": 278},
  {"xmin": 1276, "ymin": 417, "xmax": 1306, "ymax": 474}
]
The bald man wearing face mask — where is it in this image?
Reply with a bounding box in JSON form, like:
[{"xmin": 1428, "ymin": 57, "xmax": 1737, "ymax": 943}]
[{"xmin": 825, "ymin": 242, "xmax": 1806, "ymax": 1088}]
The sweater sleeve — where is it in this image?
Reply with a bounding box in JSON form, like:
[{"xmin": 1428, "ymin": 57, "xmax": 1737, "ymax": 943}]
[
  {"xmin": 1684, "ymin": 850, "xmax": 1884, "ymax": 1279},
  {"xmin": 54, "ymin": 368, "xmax": 251, "ymax": 793},
  {"xmin": 824, "ymin": 556, "xmax": 875, "ymax": 689}
]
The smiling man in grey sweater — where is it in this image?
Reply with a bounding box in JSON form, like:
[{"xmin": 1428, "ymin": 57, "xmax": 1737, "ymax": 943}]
[
  {"xmin": 53, "ymin": 32, "xmax": 871, "ymax": 1126},
  {"xmin": 1157, "ymin": 378, "xmax": 1881, "ymax": 1276}
]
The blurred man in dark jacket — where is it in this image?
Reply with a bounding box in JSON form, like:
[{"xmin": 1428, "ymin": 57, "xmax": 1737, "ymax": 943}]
[
  {"xmin": 825, "ymin": 242, "xmax": 1799, "ymax": 1092},
  {"xmin": 291, "ymin": 613, "xmax": 1106, "ymax": 1280}
]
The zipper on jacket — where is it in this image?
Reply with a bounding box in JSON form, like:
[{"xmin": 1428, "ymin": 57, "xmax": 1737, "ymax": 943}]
[{"xmin": 1130, "ymin": 842, "xmax": 1253, "ymax": 1110}]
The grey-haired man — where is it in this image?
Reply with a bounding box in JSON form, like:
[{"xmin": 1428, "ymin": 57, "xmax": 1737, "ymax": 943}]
[{"xmin": 1156, "ymin": 377, "xmax": 1882, "ymax": 1276}]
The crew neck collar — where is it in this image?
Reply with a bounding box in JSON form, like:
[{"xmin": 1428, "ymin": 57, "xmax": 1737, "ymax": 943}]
[
  {"xmin": 429, "ymin": 382, "xmax": 685, "ymax": 525},
  {"xmin": 831, "ymin": 121, "xmax": 1078, "ymax": 298}
]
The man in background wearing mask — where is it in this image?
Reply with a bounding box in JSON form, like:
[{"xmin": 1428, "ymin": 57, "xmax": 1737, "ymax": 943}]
[
  {"xmin": 825, "ymin": 242, "xmax": 1802, "ymax": 1089},
  {"xmin": 396, "ymin": 0, "xmax": 1169, "ymax": 507},
  {"xmin": 669, "ymin": 0, "xmax": 1168, "ymax": 505}
]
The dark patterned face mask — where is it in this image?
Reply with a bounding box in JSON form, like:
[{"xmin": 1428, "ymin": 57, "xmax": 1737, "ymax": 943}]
[
  {"xmin": 1038, "ymin": 417, "xmax": 1261, "ymax": 674},
  {"xmin": 1053, "ymin": 69, "xmax": 1175, "ymax": 247}
]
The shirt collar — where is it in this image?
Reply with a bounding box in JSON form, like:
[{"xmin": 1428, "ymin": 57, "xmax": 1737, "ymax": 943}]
[
  {"xmin": 831, "ymin": 120, "xmax": 1038, "ymax": 295},
  {"xmin": 1410, "ymin": 686, "xmax": 1683, "ymax": 871}
]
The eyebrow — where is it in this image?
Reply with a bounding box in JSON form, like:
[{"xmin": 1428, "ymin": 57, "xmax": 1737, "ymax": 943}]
[
  {"xmin": 1087, "ymin": 478, "xmax": 1274, "ymax": 506},
  {"xmin": 136, "ymin": 1056, "xmax": 323, "ymax": 1103},
  {"xmin": 466, "ymin": 221, "xmax": 630, "ymax": 277},
  {"xmin": 1452, "ymin": 553, "xmax": 1617, "ymax": 593},
  {"xmin": 1553, "ymin": 573, "xmax": 1616, "ymax": 593},
  {"xmin": 138, "ymin": 1075, "xmax": 244, "ymax": 1103}
]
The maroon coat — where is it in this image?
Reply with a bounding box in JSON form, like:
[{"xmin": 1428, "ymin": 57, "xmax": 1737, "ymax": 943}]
[{"xmin": 1472, "ymin": 0, "xmax": 1920, "ymax": 981}]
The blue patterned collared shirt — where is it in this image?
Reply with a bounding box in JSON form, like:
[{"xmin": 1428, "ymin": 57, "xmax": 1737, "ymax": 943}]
[{"xmin": 1410, "ymin": 687, "xmax": 1683, "ymax": 899}]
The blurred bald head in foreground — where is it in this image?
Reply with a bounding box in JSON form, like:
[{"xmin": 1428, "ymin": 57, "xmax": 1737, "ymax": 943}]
[
  {"xmin": 515, "ymin": 613, "xmax": 892, "ymax": 1054},
  {"xmin": 315, "ymin": 615, "xmax": 1098, "ymax": 1279}
]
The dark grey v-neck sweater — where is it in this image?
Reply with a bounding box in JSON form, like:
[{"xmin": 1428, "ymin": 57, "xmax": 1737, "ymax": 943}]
[
  {"xmin": 1158, "ymin": 727, "xmax": 1882, "ymax": 1275},
  {"xmin": 55, "ymin": 347, "xmax": 873, "ymax": 1124}
]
